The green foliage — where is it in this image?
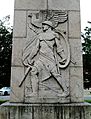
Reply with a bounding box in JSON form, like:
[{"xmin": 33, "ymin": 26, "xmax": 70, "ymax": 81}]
[
  {"xmin": 0, "ymin": 100, "xmax": 8, "ymax": 105},
  {"xmin": 82, "ymin": 22, "xmax": 91, "ymax": 89},
  {"xmin": 84, "ymin": 100, "xmax": 91, "ymax": 103},
  {"xmin": 0, "ymin": 16, "xmax": 12, "ymax": 87},
  {"xmin": 81, "ymin": 22, "xmax": 91, "ymax": 54}
]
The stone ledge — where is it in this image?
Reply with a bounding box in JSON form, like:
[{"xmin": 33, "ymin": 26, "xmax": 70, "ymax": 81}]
[
  {"xmin": 0, "ymin": 102, "xmax": 91, "ymax": 119},
  {"xmin": 1, "ymin": 102, "xmax": 91, "ymax": 107}
]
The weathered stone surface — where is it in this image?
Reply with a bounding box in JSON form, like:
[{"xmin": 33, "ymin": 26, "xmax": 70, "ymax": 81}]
[
  {"xmin": 48, "ymin": 0, "xmax": 80, "ymax": 10},
  {"xmin": 13, "ymin": 11, "xmax": 27, "ymax": 38},
  {"xmin": 24, "ymin": 68, "xmax": 70, "ymax": 103},
  {"xmin": 69, "ymin": 38, "xmax": 83, "ymax": 66},
  {"xmin": 15, "ymin": 0, "xmax": 80, "ymax": 10},
  {"xmin": 12, "ymin": 38, "xmax": 26, "ymax": 66},
  {"xmin": 16, "ymin": 11, "xmax": 70, "ymax": 103},
  {"xmin": 11, "ymin": 0, "xmax": 84, "ymax": 103},
  {"xmin": 68, "ymin": 11, "xmax": 81, "ymax": 38},
  {"xmin": 0, "ymin": 103, "xmax": 91, "ymax": 119},
  {"xmin": 10, "ymin": 67, "xmax": 24, "ymax": 102},
  {"xmin": 15, "ymin": 0, "xmax": 47, "ymax": 10},
  {"xmin": 69, "ymin": 66, "xmax": 84, "ymax": 102}
]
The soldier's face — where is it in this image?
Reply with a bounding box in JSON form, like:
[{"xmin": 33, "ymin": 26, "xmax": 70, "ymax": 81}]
[{"xmin": 42, "ymin": 24, "xmax": 49, "ymax": 32}]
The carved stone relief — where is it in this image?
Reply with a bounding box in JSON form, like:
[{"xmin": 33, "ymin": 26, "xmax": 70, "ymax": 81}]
[{"xmin": 19, "ymin": 10, "xmax": 70, "ymax": 102}]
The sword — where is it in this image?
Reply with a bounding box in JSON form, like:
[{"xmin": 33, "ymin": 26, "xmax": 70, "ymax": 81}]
[{"xmin": 19, "ymin": 66, "xmax": 32, "ymax": 87}]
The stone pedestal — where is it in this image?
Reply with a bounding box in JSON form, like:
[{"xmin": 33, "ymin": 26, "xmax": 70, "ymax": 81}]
[{"xmin": 0, "ymin": 102, "xmax": 91, "ymax": 119}]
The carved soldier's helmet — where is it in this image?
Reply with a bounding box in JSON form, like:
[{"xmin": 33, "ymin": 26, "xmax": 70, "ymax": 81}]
[{"xmin": 42, "ymin": 21, "xmax": 53, "ymax": 28}]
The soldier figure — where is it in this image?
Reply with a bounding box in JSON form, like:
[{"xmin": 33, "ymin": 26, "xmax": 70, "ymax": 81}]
[{"xmin": 21, "ymin": 21, "xmax": 69, "ymax": 97}]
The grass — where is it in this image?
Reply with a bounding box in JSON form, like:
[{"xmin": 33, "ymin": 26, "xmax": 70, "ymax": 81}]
[
  {"xmin": 0, "ymin": 100, "xmax": 8, "ymax": 104},
  {"xmin": 84, "ymin": 100, "xmax": 91, "ymax": 103}
]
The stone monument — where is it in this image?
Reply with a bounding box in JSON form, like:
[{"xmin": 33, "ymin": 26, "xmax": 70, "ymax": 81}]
[
  {"xmin": 0, "ymin": 0, "xmax": 91, "ymax": 119},
  {"xmin": 10, "ymin": 1, "xmax": 83, "ymax": 103}
]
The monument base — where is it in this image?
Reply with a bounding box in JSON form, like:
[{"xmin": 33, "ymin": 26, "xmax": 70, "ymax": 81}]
[{"xmin": 0, "ymin": 102, "xmax": 91, "ymax": 119}]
